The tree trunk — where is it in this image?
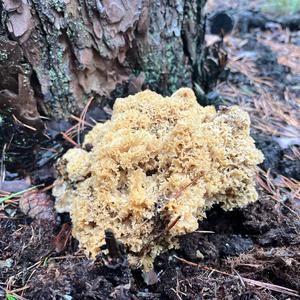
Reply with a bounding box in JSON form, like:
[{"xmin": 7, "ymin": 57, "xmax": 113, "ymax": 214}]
[
  {"xmin": 0, "ymin": 0, "xmax": 206, "ymax": 126},
  {"xmin": 0, "ymin": 0, "xmax": 213, "ymax": 172}
]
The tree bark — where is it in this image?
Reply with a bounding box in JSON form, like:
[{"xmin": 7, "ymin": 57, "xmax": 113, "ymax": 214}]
[{"xmin": 0, "ymin": 0, "xmax": 206, "ymax": 126}]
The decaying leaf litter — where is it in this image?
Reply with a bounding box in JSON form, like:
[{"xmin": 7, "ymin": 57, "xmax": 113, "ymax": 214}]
[{"xmin": 1, "ymin": 2, "xmax": 300, "ymax": 300}]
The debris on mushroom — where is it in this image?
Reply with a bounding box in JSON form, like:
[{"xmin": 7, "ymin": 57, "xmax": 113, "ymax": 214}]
[{"xmin": 53, "ymin": 88, "xmax": 264, "ymax": 270}]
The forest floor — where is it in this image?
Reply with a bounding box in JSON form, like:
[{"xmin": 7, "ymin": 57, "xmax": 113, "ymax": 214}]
[{"xmin": 1, "ymin": 2, "xmax": 300, "ymax": 300}]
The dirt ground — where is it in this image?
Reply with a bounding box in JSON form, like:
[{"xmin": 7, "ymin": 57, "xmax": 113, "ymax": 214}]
[{"xmin": 1, "ymin": 2, "xmax": 300, "ymax": 300}]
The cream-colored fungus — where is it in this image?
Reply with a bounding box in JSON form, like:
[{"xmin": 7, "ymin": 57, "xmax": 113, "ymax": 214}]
[{"xmin": 53, "ymin": 88, "xmax": 263, "ymax": 270}]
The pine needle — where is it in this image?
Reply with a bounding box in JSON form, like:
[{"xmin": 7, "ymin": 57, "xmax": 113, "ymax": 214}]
[
  {"xmin": 0, "ymin": 184, "xmax": 44, "ymax": 204},
  {"xmin": 174, "ymin": 256, "xmax": 300, "ymax": 298}
]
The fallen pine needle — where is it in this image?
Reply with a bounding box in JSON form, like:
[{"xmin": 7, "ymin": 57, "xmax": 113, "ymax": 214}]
[
  {"xmin": 174, "ymin": 256, "xmax": 300, "ymax": 298},
  {"xmin": 12, "ymin": 115, "xmax": 37, "ymax": 132},
  {"xmin": 77, "ymin": 96, "xmax": 94, "ymax": 145},
  {"xmin": 70, "ymin": 115, "xmax": 93, "ymax": 128},
  {"xmin": 270, "ymin": 195, "xmax": 300, "ymax": 220},
  {"xmin": 48, "ymin": 254, "xmax": 86, "ymax": 261},
  {"xmin": 0, "ymin": 184, "xmax": 44, "ymax": 204},
  {"xmin": 61, "ymin": 132, "xmax": 80, "ymax": 148}
]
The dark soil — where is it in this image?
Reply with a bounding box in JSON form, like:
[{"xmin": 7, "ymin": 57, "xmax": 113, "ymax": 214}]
[
  {"xmin": 1, "ymin": 192, "xmax": 299, "ymax": 299},
  {"xmin": 1, "ymin": 4, "xmax": 300, "ymax": 300}
]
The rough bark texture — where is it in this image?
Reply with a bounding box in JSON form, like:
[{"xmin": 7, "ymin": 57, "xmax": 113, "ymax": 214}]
[{"xmin": 0, "ymin": 0, "xmax": 206, "ymax": 124}]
